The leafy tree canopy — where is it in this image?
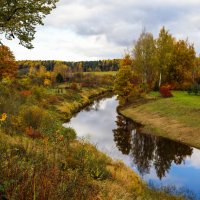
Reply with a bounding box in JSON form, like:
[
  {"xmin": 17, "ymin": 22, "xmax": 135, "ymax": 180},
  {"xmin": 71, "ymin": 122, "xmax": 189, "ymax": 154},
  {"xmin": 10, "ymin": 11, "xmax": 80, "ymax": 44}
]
[
  {"xmin": 0, "ymin": 0, "xmax": 59, "ymax": 49},
  {"xmin": 0, "ymin": 45, "xmax": 17, "ymax": 80}
]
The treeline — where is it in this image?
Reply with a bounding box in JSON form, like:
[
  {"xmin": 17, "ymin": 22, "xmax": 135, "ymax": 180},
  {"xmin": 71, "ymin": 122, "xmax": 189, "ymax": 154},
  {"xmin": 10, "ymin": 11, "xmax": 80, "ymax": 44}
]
[
  {"xmin": 0, "ymin": 44, "xmax": 116, "ymax": 88},
  {"xmin": 18, "ymin": 59, "xmax": 120, "ymax": 75},
  {"xmin": 115, "ymin": 27, "xmax": 200, "ymax": 105}
]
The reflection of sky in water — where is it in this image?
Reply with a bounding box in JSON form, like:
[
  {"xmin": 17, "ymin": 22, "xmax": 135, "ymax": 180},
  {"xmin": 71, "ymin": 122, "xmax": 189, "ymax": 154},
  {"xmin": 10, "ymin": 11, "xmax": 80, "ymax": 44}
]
[{"xmin": 63, "ymin": 96, "xmax": 200, "ymax": 197}]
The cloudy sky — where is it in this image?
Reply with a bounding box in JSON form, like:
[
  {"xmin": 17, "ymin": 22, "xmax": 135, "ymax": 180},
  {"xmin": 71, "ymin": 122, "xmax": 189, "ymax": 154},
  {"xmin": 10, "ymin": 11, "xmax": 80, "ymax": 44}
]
[{"xmin": 2, "ymin": 0, "xmax": 200, "ymax": 61}]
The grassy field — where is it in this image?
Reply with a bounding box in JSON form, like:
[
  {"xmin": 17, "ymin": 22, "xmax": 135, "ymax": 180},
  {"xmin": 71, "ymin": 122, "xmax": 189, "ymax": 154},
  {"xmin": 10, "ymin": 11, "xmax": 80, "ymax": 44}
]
[
  {"xmin": 84, "ymin": 71, "xmax": 117, "ymax": 76},
  {"xmin": 121, "ymin": 91, "xmax": 200, "ymax": 148}
]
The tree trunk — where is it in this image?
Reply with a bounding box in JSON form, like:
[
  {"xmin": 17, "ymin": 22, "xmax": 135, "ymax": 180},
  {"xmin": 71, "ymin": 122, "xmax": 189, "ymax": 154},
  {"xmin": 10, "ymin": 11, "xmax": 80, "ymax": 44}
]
[{"xmin": 159, "ymin": 72, "xmax": 162, "ymax": 88}]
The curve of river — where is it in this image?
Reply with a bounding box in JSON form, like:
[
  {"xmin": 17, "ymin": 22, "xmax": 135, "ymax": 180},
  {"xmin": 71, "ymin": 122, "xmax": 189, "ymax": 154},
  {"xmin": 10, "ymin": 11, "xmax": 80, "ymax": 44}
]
[{"xmin": 63, "ymin": 96, "xmax": 200, "ymax": 199}]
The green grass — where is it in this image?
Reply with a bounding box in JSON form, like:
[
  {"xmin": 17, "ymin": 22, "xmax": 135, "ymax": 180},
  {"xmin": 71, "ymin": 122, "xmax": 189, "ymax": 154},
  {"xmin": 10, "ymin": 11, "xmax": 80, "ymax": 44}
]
[
  {"xmin": 144, "ymin": 91, "xmax": 200, "ymax": 127},
  {"xmin": 121, "ymin": 91, "xmax": 200, "ymax": 148},
  {"xmin": 84, "ymin": 71, "xmax": 117, "ymax": 76}
]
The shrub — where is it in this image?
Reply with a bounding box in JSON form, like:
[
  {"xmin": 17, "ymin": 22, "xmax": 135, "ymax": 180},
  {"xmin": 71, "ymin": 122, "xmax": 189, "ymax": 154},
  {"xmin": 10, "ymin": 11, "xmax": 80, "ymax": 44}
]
[
  {"xmin": 44, "ymin": 78, "xmax": 51, "ymax": 87},
  {"xmin": 19, "ymin": 90, "xmax": 32, "ymax": 97},
  {"xmin": 25, "ymin": 126, "xmax": 44, "ymax": 139},
  {"xmin": 87, "ymin": 155, "xmax": 110, "ymax": 180},
  {"xmin": 20, "ymin": 106, "xmax": 59, "ymax": 137},
  {"xmin": 159, "ymin": 86, "xmax": 173, "ymax": 98},
  {"xmin": 31, "ymin": 86, "xmax": 45, "ymax": 100},
  {"xmin": 17, "ymin": 77, "xmax": 32, "ymax": 90},
  {"xmin": 46, "ymin": 95, "xmax": 63, "ymax": 105},
  {"xmin": 56, "ymin": 73, "xmax": 64, "ymax": 83},
  {"xmin": 21, "ymin": 106, "xmax": 44, "ymax": 129},
  {"xmin": 70, "ymin": 82, "xmax": 78, "ymax": 90},
  {"xmin": 188, "ymin": 84, "xmax": 200, "ymax": 95},
  {"xmin": 60, "ymin": 127, "xmax": 76, "ymax": 141}
]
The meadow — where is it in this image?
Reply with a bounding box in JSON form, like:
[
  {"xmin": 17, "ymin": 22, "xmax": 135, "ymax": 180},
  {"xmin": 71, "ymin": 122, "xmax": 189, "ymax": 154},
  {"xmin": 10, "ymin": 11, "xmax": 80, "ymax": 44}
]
[{"xmin": 121, "ymin": 91, "xmax": 200, "ymax": 148}]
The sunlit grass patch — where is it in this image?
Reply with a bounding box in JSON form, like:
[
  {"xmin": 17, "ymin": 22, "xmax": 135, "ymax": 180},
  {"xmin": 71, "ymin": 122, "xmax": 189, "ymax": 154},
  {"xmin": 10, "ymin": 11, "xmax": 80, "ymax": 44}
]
[
  {"xmin": 121, "ymin": 91, "xmax": 200, "ymax": 148},
  {"xmin": 84, "ymin": 71, "xmax": 117, "ymax": 76}
]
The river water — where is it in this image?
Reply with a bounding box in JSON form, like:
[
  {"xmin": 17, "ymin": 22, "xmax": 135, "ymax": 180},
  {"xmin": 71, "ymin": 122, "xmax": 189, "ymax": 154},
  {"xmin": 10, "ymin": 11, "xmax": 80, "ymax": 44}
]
[{"xmin": 63, "ymin": 96, "xmax": 200, "ymax": 199}]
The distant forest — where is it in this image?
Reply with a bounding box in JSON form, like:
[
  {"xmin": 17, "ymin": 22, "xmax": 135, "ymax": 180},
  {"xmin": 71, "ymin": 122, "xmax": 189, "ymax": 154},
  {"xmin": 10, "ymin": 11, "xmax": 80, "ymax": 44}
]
[{"xmin": 18, "ymin": 59, "xmax": 120, "ymax": 75}]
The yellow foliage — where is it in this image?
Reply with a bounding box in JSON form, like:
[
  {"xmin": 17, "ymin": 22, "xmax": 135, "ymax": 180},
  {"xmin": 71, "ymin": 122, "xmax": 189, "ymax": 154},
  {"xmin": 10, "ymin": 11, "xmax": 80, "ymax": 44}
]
[
  {"xmin": 45, "ymin": 71, "xmax": 51, "ymax": 78},
  {"xmin": 44, "ymin": 78, "xmax": 52, "ymax": 87},
  {"xmin": 0, "ymin": 113, "xmax": 7, "ymax": 122},
  {"xmin": 57, "ymin": 101, "xmax": 81, "ymax": 116}
]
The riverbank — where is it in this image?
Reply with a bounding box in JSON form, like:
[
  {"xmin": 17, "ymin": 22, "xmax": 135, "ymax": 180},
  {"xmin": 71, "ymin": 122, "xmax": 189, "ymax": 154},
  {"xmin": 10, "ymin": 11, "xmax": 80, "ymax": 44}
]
[
  {"xmin": 120, "ymin": 91, "xmax": 200, "ymax": 149},
  {"xmin": 54, "ymin": 85, "xmax": 113, "ymax": 121},
  {"xmin": 0, "ymin": 80, "xmax": 183, "ymax": 199}
]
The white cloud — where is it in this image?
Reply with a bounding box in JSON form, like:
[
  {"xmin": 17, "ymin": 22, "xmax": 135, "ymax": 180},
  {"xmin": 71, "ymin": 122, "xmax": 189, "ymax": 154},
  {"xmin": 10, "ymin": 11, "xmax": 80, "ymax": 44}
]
[
  {"xmin": 187, "ymin": 148, "xmax": 200, "ymax": 169},
  {"xmin": 2, "ymin": 0, "xmax": 200, "ymax": 60}
]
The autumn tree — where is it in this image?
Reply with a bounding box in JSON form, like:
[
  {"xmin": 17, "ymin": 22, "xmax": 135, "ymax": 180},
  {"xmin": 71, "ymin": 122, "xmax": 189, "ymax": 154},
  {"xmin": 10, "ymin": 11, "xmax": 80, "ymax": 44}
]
[
  {"xmin": 0, "ymin": 0, "xmax": 58, "ymax": 48},
  {"xmin": 114, "ymin": 55, "xmax": 134, "ymax": 105},
  {"xmin": 37, "ymin": 66, "xmax": 47, "ymax": 79},
  {"xmin": 133, "ymin": 30, "xmax": 158, "ymax": 90},
  {"xmin": 156, "ymin": 27, "xmax": 174, "ymax": 88},
  {"xmin": 168, "ymin": 39, "xmax": 196, "ymax": 88},
  {"xmin": 0, "ymin": 45, "xmax": 17, "ymax": 80},
  {"xmin": 120, "ymin": 54, "xmax": 133, "ymax": 67},
  {"xmin": 29, "ymin": 65, "xmax": 37, "ymax": 77},
  {"xmin": 53, "ymin": 62, "xmax": 70, "ymax": 80},
  {"xmin": 56, "ymin": 73, "xmax": 64, "ymax": 83}
]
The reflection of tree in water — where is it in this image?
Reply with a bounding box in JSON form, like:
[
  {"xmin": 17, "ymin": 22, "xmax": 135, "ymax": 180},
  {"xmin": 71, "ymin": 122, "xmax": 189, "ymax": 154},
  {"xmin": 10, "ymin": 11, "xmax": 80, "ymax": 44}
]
[
  {"xmin": 113, "ymin": 114, "xmax": 193, "ymax": 179},
  {"xmin": 84, "ymin": 100, "xmax": 101, "ymax": 112},
  {"xmin": 84, "ymin": 94, "xmax": 113, "ymax": 112},
  {"xmin": 154, "ymin": 138, "xmax": 193, "ymax": 179},
  {"xmin": 131, "ymin": 131, "xmax": 155, "ymax": 176},
  {"xmin": 113, "ymin": 115, "xmax": 132, "ymax": 154}
]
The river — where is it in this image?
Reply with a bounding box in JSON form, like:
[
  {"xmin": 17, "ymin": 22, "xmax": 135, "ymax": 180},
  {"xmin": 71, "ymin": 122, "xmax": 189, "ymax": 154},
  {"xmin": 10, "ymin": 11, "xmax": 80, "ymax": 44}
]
[{"xmin": 63, "ymin": 96, "xmax": 200, "ymax": 199}]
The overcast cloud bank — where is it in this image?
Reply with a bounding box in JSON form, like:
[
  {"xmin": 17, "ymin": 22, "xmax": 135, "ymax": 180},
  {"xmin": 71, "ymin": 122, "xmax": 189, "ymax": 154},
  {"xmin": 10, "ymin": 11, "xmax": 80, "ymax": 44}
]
[{"xmin": 3, "ymin": 0, "xmax": 200, "ymax": 60}]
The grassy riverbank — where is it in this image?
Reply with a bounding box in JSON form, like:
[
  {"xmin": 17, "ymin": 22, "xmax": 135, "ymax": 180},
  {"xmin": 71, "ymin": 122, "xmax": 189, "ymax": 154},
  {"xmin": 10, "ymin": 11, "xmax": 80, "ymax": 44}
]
[
  {"xmin": 0, "ymin": 130, "xmax": 182, "ymax": 200},
  {"xmin": 0, "ymin": 76, "xmax": 183, "ymax": 199},
  {"xmin": 47, "ymin": 84, "xmax": 113, "ymax": 121},
  {"xmin": 121, "ymin": 91, "xmax": 200, "ymax": 149}
]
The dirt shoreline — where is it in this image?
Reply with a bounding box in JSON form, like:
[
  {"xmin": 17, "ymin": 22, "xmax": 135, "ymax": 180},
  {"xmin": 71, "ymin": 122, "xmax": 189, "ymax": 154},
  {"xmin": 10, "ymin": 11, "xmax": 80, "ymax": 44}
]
[{"xmin": 119, "ymin": 101, "xmax": 200, "ymax": 149}]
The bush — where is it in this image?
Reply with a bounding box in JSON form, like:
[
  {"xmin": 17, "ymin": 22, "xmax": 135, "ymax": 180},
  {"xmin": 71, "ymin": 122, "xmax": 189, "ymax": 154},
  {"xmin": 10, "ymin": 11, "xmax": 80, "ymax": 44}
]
[
  {"xmin": 70, "ymin": 82, "xmax": 78, "ymax": 90},
  {"xmin": 56, "ymin": 73, "xmax": 64, "ymax": 83},
  {"xmin": 61, "ymin": 127, "xmax": 76, "ymax": 140},
  {"xmin": 159, "ymin": 86, "xmax": 173, "ymax": 98},
  {"xmin": 31, "ymin": 86, "xmax": 45, "ymax": 100},
  {"xmin": 25, "ymin": 126, "xmax": 44, "ymax": 139},
  {"xmin": 72, "ymin": 142, "xmax": 110, "ymax": 180},
  {"xmin": 20, "ymin": 106, "xmax": 59, "ymax": 137},
  {"xmin": 21, "ymin": 106, "xmax": 44, "ymax": 129},
  {"xmin": 19, "ymin": 90, "xmax": 32, "ymax": 97},
  {"xmin": 188, "ymin": 84, "xmax": 200, "ymax": 95}
]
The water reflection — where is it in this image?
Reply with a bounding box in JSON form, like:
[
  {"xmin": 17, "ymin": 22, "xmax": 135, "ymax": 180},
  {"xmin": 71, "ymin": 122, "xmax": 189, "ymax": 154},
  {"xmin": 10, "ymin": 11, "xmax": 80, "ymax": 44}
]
[
  {"xmin": 113, "ymin": 115, "xmax": 132, "ymax": 155},
  {"xmin": 113, "ymin": 115, "xmax": 193, "ymax": 179},
  {"xmin": 64, "ymin": 96, "xmax": 200, "ymax": 197},
  {"xmin": 84, "ymin": 100, "xmax": 101, "ymax": 111}
]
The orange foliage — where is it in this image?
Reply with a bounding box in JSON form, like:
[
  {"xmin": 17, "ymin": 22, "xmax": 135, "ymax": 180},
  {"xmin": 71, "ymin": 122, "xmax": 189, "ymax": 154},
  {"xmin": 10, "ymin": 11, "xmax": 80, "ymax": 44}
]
[
  {"xmin": 25, "ymin": 127, "xmax": 44, "ymax": 139},
  {"xmin": 19, "ymin": 90, "xmax": 32, "ymax": 97},
  {"xmin": 71, "ymin": 82, "xmax": 78, "ymax": 90},
  {"xmin": 0, "ymin": 45, "xmax": 17, "ymax": 79}
]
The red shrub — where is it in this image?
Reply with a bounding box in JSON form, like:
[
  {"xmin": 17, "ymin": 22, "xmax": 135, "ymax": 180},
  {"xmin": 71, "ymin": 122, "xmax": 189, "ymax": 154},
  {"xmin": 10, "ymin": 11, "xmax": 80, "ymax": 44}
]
[
  {"xmin": 70, "ymin": 82, "xmax": 78, "ymax": 90},
  {"xmin": 25, "ymin": 127, "xmax": 44, "ymax": 139},
  {"xmin": 19, "ymin": 90, "xmax": 32, "ymax": 97},
  {"xmin": 159, "ymin": 86, "xmax": 173, "ymax": 98}
]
